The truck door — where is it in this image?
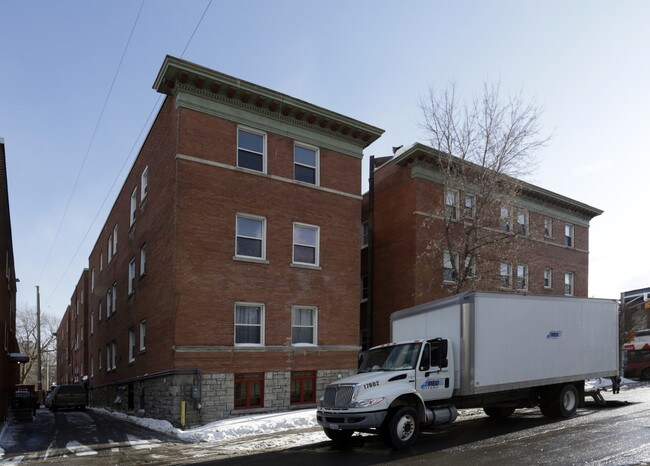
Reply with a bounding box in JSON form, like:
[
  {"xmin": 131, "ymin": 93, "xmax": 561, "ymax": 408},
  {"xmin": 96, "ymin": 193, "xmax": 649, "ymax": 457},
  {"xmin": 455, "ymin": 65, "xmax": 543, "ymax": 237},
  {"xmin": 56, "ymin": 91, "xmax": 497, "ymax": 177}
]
[{"xmin": 416, "ymin": 339, "xmax": 454, "ymax": 401}]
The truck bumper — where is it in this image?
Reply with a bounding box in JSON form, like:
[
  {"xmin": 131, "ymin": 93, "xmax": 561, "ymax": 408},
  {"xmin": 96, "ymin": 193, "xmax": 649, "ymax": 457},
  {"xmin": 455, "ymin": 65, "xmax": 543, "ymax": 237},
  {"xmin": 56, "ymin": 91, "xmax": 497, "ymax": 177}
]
[{"xmin": 316, "ymin": 408, "xmax": 387, "ymax": 431}]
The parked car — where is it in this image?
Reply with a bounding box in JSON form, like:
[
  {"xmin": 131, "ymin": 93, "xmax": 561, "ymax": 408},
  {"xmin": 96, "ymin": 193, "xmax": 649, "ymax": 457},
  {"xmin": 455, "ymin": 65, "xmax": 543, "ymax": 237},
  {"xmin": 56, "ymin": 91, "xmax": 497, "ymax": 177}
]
[
  {"xmin": 49, "ymin": 385, "xmax": 86, "ymax": 411},
  {"xmin": 12, "ymin": 384, "xmax": 38, "ymax": 416}
]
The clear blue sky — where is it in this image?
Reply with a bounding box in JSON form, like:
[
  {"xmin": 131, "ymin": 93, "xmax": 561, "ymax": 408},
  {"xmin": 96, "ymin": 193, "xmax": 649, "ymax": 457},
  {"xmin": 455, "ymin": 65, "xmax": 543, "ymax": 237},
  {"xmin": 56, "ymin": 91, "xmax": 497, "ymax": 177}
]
[{"xmin": 2, "ymin": 0, "xmax": 648, "ymax": 319}]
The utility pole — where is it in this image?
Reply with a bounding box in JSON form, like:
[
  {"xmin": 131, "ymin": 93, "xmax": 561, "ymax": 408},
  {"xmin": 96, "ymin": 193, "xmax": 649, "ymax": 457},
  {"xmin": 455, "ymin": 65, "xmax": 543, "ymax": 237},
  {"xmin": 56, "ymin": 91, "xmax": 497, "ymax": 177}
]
[{"xmin": 37, "ymin": 286, "xmax": 42, "ymax": 404}]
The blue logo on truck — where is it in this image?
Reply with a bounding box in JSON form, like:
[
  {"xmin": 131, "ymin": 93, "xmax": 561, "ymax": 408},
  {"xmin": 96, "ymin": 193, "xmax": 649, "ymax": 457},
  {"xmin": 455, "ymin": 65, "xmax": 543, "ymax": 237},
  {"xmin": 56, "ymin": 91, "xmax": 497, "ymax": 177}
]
[
  {"xmin": 546, "ymin": 330, "xmax": 562, "ymax": 339},
  {"xmin": 420, "ymin": 379, "xmax": 441, "ymax": 389}
]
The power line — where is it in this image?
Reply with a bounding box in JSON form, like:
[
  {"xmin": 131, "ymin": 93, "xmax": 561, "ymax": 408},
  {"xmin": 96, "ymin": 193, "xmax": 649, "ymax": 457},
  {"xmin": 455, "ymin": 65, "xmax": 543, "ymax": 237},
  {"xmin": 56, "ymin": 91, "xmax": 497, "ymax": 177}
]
[
  {"xmin": 37, "ymin": 0, "xmax": 146, "ymax": 285},
  {"xmin": 44, "ymin": 0, "xmax": 214, "ymax": 306}
]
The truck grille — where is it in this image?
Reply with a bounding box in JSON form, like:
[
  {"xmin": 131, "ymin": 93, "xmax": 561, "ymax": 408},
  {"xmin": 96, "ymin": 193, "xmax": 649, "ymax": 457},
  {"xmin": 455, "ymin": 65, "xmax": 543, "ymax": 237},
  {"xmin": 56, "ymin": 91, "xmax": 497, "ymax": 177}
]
[{"xmin": 322, "ymin": 385, "xmax": 355, "ymax": 408}]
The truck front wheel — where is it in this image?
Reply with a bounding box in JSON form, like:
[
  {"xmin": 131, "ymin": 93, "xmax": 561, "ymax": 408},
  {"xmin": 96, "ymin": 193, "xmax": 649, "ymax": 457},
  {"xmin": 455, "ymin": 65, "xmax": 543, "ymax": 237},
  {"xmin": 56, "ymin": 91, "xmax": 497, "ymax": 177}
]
[
  {"xmin": 323, "ymin": 428, "xmax": 354, "ymax": 443},
  {"xmin": 382, "ymin": 406, "xmax": 420, "ymax": 449}
]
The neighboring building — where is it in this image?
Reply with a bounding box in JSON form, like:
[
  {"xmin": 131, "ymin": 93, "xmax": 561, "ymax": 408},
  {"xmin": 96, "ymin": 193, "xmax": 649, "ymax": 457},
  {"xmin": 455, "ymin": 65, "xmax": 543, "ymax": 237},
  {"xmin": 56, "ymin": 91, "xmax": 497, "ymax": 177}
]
[
  {"xmin": 621, "ymin": 287, "xmax": 650, "ymax": 338},
  {"xmin": 83, "ymin": 56, "xmax": 383, "ymax": 425},
  {"xmin": 55, "ymin": 306, "xmax": 71, "ymax": 385},
  {"xmin": 67, "ymin": 270, "xmax": 89, "ymax": 385},
  {"xmin": 362, "ymin": 143, "xmax": 604, "ymax": 347},
  {"xmin": 0, "ymin": 138, "xmax": 19, "ymax": 424}
]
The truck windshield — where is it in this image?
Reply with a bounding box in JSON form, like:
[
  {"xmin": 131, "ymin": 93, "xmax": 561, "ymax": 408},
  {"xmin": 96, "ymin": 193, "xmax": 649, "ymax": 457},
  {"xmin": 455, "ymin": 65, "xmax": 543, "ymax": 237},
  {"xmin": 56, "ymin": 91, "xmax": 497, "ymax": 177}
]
[{"xmin": 359, "ymin": 343, "xmax": 421, "ymax": 372}]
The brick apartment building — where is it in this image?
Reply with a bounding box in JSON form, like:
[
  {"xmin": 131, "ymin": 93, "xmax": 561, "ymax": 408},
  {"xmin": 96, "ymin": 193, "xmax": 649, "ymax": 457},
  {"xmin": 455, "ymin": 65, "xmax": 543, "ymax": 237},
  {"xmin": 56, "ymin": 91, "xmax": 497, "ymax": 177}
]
[
  {"xmin": 82, "ymin": 56, "xmax": 383, "ymax": 424},
  {"xmin": 361, "ymin": 143, "xmax": 603, "ymax": 347},
  {"xmin": 0, "ymin": 138, "xmax": 19, "ymax": 423},
  {"xmin": 55, "ymin": 270, "xmax": 89, "ymax": 386}
]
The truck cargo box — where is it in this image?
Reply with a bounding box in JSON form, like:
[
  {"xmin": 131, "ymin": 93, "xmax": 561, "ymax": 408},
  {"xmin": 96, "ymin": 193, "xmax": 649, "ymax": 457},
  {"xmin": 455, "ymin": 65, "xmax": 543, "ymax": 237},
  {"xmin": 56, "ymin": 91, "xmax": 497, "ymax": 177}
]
[{"xmin": 391, "ymin": 292, "xmax": 619, "ymax": 396}]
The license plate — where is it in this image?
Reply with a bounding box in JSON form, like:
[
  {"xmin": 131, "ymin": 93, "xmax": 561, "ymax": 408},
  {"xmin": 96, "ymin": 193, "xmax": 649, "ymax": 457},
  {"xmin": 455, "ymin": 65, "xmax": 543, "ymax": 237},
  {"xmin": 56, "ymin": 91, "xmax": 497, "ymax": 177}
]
[{"xmin": 330, "ymin": 423, "xmax": 339, "ymax": 430}]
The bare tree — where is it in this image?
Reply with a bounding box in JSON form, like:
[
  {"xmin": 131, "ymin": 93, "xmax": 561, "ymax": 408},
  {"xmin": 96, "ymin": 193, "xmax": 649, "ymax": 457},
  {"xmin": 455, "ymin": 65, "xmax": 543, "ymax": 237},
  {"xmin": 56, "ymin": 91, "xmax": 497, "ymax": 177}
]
[
  {"xmin": 419, "ymin": 81, "xmax": 550, "ymax": 293},
  {"xmin": 16, "ymin": 305, "xmax": 58, "ymax": 385}
]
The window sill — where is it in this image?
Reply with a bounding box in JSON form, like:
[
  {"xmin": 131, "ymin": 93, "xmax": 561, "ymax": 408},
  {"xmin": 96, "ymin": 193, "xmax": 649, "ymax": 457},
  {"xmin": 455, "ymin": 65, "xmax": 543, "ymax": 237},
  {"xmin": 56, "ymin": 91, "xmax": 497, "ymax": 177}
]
[
  {"xmin": 290, "ymin": 263, "xmax": 321, "ymax": 271},
  {"xmin": 128, "ymin": 360, "xmax": 135, "ymax": 366},
  {"xmin": 233, "ymin": 256, "xmax": 269, "ymax": 265}
]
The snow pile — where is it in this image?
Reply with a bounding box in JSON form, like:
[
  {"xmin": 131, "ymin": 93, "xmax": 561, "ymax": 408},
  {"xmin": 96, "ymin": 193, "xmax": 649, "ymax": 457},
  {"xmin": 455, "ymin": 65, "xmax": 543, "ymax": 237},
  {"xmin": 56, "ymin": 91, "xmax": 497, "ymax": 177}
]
[{"xmin": 92, "ymin": 407, "xmax": 319, "ymax": 443}]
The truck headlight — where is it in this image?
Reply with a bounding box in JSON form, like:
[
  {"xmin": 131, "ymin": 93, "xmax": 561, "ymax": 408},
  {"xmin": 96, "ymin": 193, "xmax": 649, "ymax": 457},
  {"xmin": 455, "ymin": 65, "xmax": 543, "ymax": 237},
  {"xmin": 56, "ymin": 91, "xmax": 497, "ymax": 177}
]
[{"xmin": 351, "ymin": 397, "xmax": 384, "ymax": 408}]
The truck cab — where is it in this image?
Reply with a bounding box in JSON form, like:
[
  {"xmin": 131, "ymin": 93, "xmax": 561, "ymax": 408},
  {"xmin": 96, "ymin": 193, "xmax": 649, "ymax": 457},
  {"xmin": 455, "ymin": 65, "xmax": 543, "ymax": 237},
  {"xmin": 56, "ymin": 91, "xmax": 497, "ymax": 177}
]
[{"xmin": 317, "ymin": 339, "xmax": 457, "ymax": 448}]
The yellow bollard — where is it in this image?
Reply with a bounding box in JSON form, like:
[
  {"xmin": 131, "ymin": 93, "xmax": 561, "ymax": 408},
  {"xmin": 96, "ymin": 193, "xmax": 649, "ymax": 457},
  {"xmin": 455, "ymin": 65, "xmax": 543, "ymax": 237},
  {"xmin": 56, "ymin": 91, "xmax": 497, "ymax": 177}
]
[{"xmin": 180, "ymin": 400, "xmax": 186, "ymax": 431}]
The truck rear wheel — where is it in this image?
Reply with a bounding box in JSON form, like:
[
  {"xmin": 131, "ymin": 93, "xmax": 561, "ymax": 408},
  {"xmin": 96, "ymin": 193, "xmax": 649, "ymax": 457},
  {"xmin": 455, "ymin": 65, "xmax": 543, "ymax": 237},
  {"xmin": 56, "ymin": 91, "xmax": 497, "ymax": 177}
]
[
  {"xmin": 541, "ymin": 384, "xmax": 579, "ymax": 418},
  {"xmin": 382, "ymin": 406, "xmax": 419, "ymax": 449},
  {"xmin": 323, "ymin": 428, "xmax": 354, "ymax": 443}
]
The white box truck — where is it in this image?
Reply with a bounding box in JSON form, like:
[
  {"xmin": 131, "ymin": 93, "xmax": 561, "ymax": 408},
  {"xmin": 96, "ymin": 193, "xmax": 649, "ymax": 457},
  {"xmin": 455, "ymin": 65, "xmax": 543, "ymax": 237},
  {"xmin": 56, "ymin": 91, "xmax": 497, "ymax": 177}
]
[{"xmin": 317, "ymin": 292, "xmax": 619, "ymax": 449}]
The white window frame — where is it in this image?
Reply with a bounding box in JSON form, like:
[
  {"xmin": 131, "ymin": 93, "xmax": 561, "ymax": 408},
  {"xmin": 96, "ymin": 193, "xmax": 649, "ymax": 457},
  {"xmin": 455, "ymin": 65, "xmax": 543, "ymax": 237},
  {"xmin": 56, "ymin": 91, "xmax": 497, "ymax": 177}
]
[
  {"xmin": 234, "ymin": 302, "xmax": 265, "ymax": 346},
  {"xmin": 565, "ymin": 224, "xmax": 574, "ymax": 248},
  {"xmin": 130, "ymin": 187, "xmax": 137, "ymax": 227},
  {"xmin": 293, "ymin": 142, "xmax": 319, "ymax": 185},
  {"xmin": 445, "ymin": 190, "xmax": 459, "ymax": 220},
  {"xmin": 516, "ymin": 209, "xmax": 529, "ymax": 235},
  {"xmin": 112, "ymin": 283, "xmax": 117, "ymax": 313},
  {"xmin": 139, "ymin": 320, "xmax": 146, "ymax": 352},
  {"xmin": 140, "ymin": 244, "xmax": 147, "ymax": 276},
  {"xmin": 106, "ymin": 289, "xmax": 112, "ymax": 318},
  {"xmin": 443, "ymin": 250, "xmax": 459, "ymax": 283},
  {"xmin": 128, "ymin": 257, "xmax": 136, "ymax": 295},
  {"xmin": 544, "ymin": 267, "xmax": 553, "ymax": 289},
  {"xmin": 141, "ymin": 165, "xmax": 149, "ymax": 200},
  {"xmin": 128, "ymin": 328, "xmax": 136, "ymax": 363},
  {"xmin": 90, "ymin": 311, "xmax": 94, "ymax": 335},
  {"xmin": 111, "ymin": 341, "xmax": 117, "ymax": 370},
  {"xmin": 292, "ymin": 223, "xmax": 320, "ymax": 266},
  {"xmin": 544, "ymin": 217, "xmax": 553, "ymax": 238},
  {"xmin": 464, "ymin": 194, "xmax": 476, "ymax": 219},
  {"xmin": 91, "ymin": 268, "xmax": 95, "ymax": 292},
  {"xmin": 237, "ymin": 126, "xmax": 267, "ymax": 173},
  {"xmin": 564, "ymin": 272, "xmax": 574, "ymax": 296},
  {"xmin": 516, "ymin": 264, "xmax": 528, "ymax": 291},
  {"xmin": 113, "ymin": 224, "xmax": 118, "ymax": 256},
  {"xmin": 500, "ymin": 262, "xmax": 512, "ymax": 288},
  {"xmin": 235, "ymin": 214, "xmax": 267, "ymax": 260},
  {"xmin": 291, "ymin": 306, "xmax": 318, "ymax": 346},
  {"xmin": 500, "ymin": 206, "xmax": 512, "ymax": 232},
  {"xmin": 107, "ymin": 236, "xmax": 113, "ymax": 262}
]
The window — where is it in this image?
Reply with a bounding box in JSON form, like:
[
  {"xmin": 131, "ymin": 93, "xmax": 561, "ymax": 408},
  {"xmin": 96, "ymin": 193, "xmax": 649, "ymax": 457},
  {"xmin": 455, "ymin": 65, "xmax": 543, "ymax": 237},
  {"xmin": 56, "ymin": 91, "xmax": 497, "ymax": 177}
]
[
  {"xmin": 111, "ymin": 341, "xmax": 117, "ymax": 370},
  {"xmin": 106, "ymin": 289, "xmax": 112, "ymax": 318},
  {"xmin": 361, "ymin": 221, "xmax": 369, "ymax": 248},
  {"xmin": 113, "ymin": 224, "xmax": 118, "ymax": 255},
  {"xmin": 464, "ymin": 255, "xmax": 476, "ymax": 279},
  {"xmin": 112, "ymin": 283, "xmax": 117, "ymax": 313},
  {"xmin": 234, "ymin": 373, "xmax": 264, "ymax": 409},
  {"xmin": 565, "ymin": 224, "xmax": 574, "ymax": 248},
  {"xmin": 294, "ymin": 143, "xmax": 318, "ymax": 184},
  {"xmin": 443, "ymin": 250, "xmax": 459, "ymax": 283},
  {"xmin": 98, "ymin": 301, "xmax": 102, "ymax": 321},
  {"xmin": 516, "ymin": 264, "xmax": 528, "ymax": 290},
  {"xmin": 237, "ymin": 127, "xmax": 266, "ymax": 172},
  {"xmin": 236, "ymin": 214, "xmax": 266, "ymax": 260},
  {"xmin": 139, "ymin": 320, "xmax": 146, "ymax": 351},
  {"xmin": 293, "ymin": 223, "xmax": 319, "ymax": 266},
  {"xmin": 140, "ymin": 244, "xmax": 146, "ymax": 276},
  {"xmin": 107, "ymin": 236, "xmax": 113, "ymax": 262},
  {"xmin": 361, "ymin": 276, "xmax": 368, "ymax": 302},
  {"xmin": 98, "ymin": 350, "xmax": 102, "ymax": 371},
  {"xmin": 100, "ymin": 252, "xmax": 103, "ymax": 271},
  {"xmin": 500, "ymin": 206, "xmax": 512, "ymax": 232},
  {"xmin": 500, "ymin": 262, "xmax": 512, "ymax": 288},
  {"xmin": 130, "ymin": 187, "xmax": 137, "ymax": 226},
  {"xmin": 90, "ymin": 311, "xmax": 94, "ymax": 335},
  {"xmin": 141, "ymin": 166, "xmax": 149, "ymax": 200},
  {"xmin": 291, "ymin": 307, "xmax": 317, "ymax": 345},
  {"xmin": 564, "ymin": 272, "xmax": 574, "ymax": 296},
  {"xmin": 544, "ymin": 268, "xmax": 553, "ymax": 289},
  {"xmin": 464, "ymin": 194, "xmax": 476, "ymax": 219},
  {"xmin": 90, "ymin": 356, "xmax": 94, "ymax": 378},
  {"xmin": 128, "ymin": 328, "xmax": 136, "ymax": 363},
  {"xmin": 516, "ymin": 209, "xmax": 529, "ymax": 235},
  {"xmin": 106, "ymin": 344, "xmax": 111, "ymax": 371},
  {"xmin": 445, "ymin": 190, "xmax": 459, "ymax": 220},
  {"xmin": 91, "ymin": 268, "xmax": 95, "ymax": 292},
  {"xmin": 128, "ymin": 257, "xmax": 136, "ymax": 295},
  {"xmin": 291, "ymin": 371, "xmax": 316, "ymax": 405},
  {"xmin": 235, "ymin": 303, "xmax": 264, "ymax": 345},
  {"xmin": 544, "ymin": 217, "xmax": 553, "ymax": 238}
]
